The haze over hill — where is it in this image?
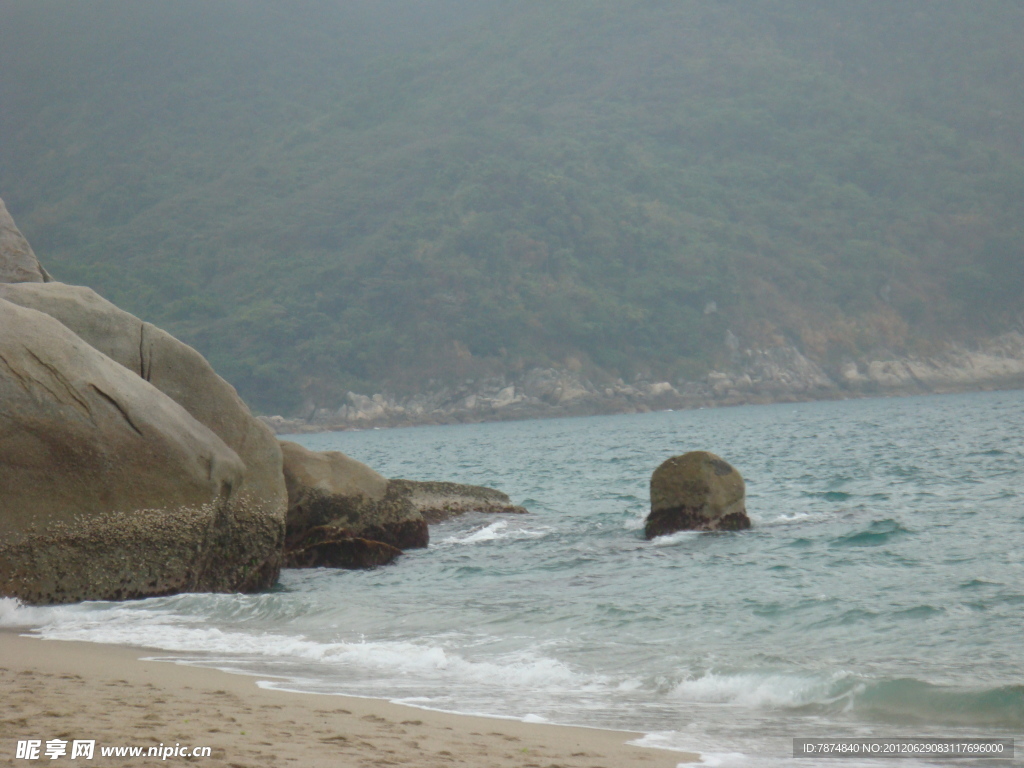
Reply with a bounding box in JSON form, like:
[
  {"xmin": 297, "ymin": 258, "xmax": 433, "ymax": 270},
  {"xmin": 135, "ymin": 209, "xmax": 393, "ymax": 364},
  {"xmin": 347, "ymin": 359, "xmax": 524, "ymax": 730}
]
[{"xmin": 2, "ymin": 0, "xmax": 1023, "ymax": 414}]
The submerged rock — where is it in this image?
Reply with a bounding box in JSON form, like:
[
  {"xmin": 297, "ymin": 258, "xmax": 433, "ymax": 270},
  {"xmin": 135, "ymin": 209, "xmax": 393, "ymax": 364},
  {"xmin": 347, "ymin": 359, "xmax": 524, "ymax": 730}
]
[
  {"xmin": 389, "ymin": 479, "xmax": 528, "ymax": 524},
  {"xmin": 280, "ymin": 441, "xmax": 429, "ymax": 551},
  {"xmin": 283, "ymin": 527, "xmax": 402, "ymax": 569},
  {"xmin": 0, "ymin": 300, "xmax": 281, "ymax": 604},
  {"xmin": 644, "ymin": 451, "xmax": 750, "ymax": 538}
]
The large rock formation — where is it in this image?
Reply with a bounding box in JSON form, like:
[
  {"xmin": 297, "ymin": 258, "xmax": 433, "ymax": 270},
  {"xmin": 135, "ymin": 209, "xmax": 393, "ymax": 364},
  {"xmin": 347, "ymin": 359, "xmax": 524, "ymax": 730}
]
[
  {"xmin": 0, "ymin": 300, "xmax": 281, "ymax": 604},
  {"xmin": 0, "ymin": 282, "xmax": 287, "ymax": 518},
  {"xmin": 280, "ymin": 441, "xmax": 429, "ymax": 552},
  {"xmin": 0, "ymin": 199, "xmax": 285, "ymax": 604},
  {"xmin": 0, "ymin": 197, "xmax": 49, "ymax": 284},
  {"xmin": 388, "ymin": 479, "xmax": 527, "ymax": 524},
  {"xmin": 644, "ymin": 451, "xmax": 751, "ymax": 538}
]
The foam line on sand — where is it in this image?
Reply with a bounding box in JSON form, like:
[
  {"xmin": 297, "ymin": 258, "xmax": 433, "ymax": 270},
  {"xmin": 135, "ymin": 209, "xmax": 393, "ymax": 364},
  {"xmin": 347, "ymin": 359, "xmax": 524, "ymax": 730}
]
[{"xmin": 0, "ymin": 631, "xmax": 697, "ymax": 767}]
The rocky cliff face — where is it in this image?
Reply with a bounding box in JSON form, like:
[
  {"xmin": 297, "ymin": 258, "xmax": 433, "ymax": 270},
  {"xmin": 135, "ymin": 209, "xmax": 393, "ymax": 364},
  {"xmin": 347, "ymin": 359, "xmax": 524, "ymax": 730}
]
[
  {"xmin": 0, "ymin": 197, "xmax": 285, "ymax": 604},
  {"xmin": 0, "ymin": 281, "xmax": 287, "ymax": 518},
  {"xmin": 262, "ymin": 333, "xmax": 1024, "ymax": 434},
  {"xmin": 836, "ymin": 334, "xmax": 1024, "ymax": 393},
  {"xmin": 0, "ymin": 197, "xmax": 49, "ymax": 283},
  {"xmin": 0, "ymin": 299, "xmax": 282, "ymax": 603}
]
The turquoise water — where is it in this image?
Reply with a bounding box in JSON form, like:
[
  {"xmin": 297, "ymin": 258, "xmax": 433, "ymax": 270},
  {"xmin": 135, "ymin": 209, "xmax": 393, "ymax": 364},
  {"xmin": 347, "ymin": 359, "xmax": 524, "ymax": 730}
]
[{"xmin": 4, "ymin": 391, "xmax": 1023, "ymax": 766}]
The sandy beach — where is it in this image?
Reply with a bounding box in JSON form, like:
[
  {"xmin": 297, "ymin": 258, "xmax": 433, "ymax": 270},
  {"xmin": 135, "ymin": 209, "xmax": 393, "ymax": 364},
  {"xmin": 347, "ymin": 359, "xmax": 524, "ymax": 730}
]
[{"xmin": 0, "ymin": 632, "xmax": 695, "ymax": 767}]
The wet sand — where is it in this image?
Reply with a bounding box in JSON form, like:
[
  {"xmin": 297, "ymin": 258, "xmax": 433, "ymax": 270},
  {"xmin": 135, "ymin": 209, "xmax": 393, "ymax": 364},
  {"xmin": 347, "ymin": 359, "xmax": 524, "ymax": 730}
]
[{"xmin": 0, "ymin": 632, "xmax": 696, "ymax": 767}]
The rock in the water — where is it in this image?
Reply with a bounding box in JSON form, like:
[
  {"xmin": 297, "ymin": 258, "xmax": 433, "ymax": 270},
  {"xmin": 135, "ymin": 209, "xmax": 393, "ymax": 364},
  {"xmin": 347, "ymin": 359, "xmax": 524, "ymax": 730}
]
[
  {"xmin": 388, "ymin": 479, "xmax": 528, "ymax": 524},
  {"xmin": 280, "ymin": 441, "xmax": 429, "ymax": 550},
  {"xmin": 0, "ymin": 300, "xmax": 281, "ymax": 604},
  {"xmin": 0, "ymin": 196, "xmax": 49, "ymax": 284},
  {"xmin": 644, "ymin": 451, "xmax": 751, "ymax": 538},
  {"xmin": 283, "ymin": 527, "xmax": 402, "ymax": 569},
  {"xmin": 0, "ymin": 282, "xmax": 287, "ymax": 519}
]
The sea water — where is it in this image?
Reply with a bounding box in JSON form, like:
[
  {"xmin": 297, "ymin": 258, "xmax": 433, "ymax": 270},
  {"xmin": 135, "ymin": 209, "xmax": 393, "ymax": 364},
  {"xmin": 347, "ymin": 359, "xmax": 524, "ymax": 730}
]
[{"xmin": 3, "ymin": 391, "xmax": 1023, "ymax": 766}]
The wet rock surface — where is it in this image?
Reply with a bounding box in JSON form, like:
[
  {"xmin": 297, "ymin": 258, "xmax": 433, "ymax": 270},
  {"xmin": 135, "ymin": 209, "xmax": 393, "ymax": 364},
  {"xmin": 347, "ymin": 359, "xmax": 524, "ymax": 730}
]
[
  {"xmin": 280, "ymin": 440, "xmax": 429, "ymax": 551},
  {"xmin": 283, "ymin": 527, "xmax": 402, "ymax": 569}
]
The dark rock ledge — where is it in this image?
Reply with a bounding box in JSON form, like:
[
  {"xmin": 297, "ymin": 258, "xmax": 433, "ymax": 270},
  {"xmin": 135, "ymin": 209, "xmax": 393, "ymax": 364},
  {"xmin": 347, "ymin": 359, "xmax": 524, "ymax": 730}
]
[{"xmin": 279, "ymin": 439, "xmax": 527, "ymax": 568}]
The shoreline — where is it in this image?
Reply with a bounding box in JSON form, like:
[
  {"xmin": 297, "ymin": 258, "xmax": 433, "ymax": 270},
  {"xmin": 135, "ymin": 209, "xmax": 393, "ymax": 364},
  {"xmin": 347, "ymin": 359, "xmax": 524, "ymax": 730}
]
[
  {"xmin": 266, "ymin": 381, "xmax": 1024, "ymax": 435},
  {"xmin": 259, "ymin": 332, "xmax": 1024, "ymax": 434},
  {"xmin": 262, "ymin": 354, "xmax": 1024, "ymax": 434},
  {"xmin": 0, "ymin": 631, "xmax": 697, "ymax": 767}
]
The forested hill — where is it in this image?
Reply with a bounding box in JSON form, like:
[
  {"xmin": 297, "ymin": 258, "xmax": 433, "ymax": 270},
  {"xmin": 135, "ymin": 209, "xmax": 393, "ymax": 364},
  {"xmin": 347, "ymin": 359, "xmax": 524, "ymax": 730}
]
[{"xmin": 2, "ymin": 1, "xmax": 1023, "ymax": 413}]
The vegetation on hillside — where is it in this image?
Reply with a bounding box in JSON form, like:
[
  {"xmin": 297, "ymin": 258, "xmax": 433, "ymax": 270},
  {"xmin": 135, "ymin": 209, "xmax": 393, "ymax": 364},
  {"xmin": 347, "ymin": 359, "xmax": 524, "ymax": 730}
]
[{"xmin": 1, "ymin": 1, "xmax": 1022, "ymax": 412}]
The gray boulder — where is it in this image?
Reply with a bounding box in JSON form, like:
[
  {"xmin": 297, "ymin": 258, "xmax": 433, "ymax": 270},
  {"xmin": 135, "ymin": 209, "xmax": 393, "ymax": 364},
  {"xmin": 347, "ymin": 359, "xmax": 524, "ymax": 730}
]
[
  {"xmin": 645, "ymin": 451, "xmax": 751, "ymax": 538},
  {"xmin": 0, "ymin": 196, "xmax": 49, "ymax": 283},
  {"xmin": 0, "ymin": 282, "xmax": 286, "ymax": 518},
  {"xmin": 280, "ymin": 441, "xmax": 429, "ymax": 552},
  {"xmin": 0, "ymin": 300, "xmax": 281, "ymax": 604}
]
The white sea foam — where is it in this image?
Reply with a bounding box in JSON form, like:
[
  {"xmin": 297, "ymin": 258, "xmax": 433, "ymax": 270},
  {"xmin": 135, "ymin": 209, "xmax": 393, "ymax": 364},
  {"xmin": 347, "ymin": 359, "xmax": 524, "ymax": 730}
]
[
  {"xmin": 0, "ymin": 596, "xmax": 27, "ymax": 625},
  {"xmin": 315, "ymin": 642, "xmax": 582, "ymax": 689},
  {"xmin": 0, "ymin": 597, "xmax": 74, "ymax": 628},
  {"xmin": 447, "ymin": 519, "xmax": 509, "ymax": 543},
  {"xmin": 628, "ymin": 731, "xmax": 753, "ymax": 767},
  {"xmin": 616, "ymin": 677, "xmax": 643, "ymax": 691},
  {"xmin": 632, "ymin": 732, "xmax": 806, "ymax": 768},
  {"xmin": 671, "ymin": 671, "xmax": 840, "ymax": 708},
  {"xmin": 623, "ymin": 509, "xmax": 647, "ymax": 530},
  {"xmin": 33, "ymin": 610, "xmax": 584, "ymax": 692},
  {"xmin": 650, "ymin": 530, "xmax": 702, "ymax": 546},
  {"xmin": 632, "ymin": 732, "xmax": 794, "ymax": 767},
  {"xmin": 628, "ymin": 731, "xmax": 701, "ymax": 752},
  {"xmin": 762, "ymin": 511, "xmax": 814, "ymax": 523},
  {"xmin": 696, "ymin": 753, "xmax": 752, "ymax": 766},
  {"xmin": 757, "ymin": 508, "xmax": 835, "ymax": 526},
  {"xmin": 440, "ymin": 520, "xmax": 550, "ymax": 545},
  {"xmin": 384, "ymin": 698, "xmax": 525, "ymax": 721}
]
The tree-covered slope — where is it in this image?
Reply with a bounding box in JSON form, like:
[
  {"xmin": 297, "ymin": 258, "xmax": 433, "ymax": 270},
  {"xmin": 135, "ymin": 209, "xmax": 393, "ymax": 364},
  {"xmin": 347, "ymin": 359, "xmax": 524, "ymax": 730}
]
[{"xmin": 2, "ymin": 0, "xmax": 1022, "ymax": 412}]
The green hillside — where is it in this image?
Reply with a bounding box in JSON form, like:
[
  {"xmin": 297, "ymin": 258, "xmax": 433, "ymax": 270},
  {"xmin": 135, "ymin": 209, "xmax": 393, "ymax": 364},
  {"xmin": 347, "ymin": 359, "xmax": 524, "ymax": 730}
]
[{"xmin": 2, "ymin": 1, "xmax": 1023, "ymax": 412}]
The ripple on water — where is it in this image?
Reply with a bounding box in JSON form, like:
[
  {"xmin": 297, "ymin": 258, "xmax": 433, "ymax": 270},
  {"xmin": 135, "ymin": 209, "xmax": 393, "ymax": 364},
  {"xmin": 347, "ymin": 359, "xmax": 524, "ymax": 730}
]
[{"xmin": 830, "ymin": 519, "xmax": 911, "ymax": 547}]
